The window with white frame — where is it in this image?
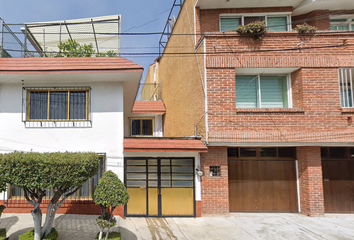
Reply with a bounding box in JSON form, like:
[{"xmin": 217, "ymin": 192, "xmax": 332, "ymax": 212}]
[
  {"xmin": 220, "ymin": 14, "xmax": 290, "ymax": 32},
  {"xmin": 330, "ymin": 17, "xmax": 354, "ymax": 31},
  {"xmin": 339, "ymin": 68, "xmax": 354, "ymax": 108},
  {"xmin": 25, "ymin": 87, "xmax": 90, "ymax": 121},
  {"xmin": 236, "ymin": 75, "xmax": 291, "ymax": 108}
]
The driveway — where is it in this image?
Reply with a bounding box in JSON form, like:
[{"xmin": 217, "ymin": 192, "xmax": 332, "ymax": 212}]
[{"xmin": 0, "ymin": 213, "xmax": 353, "ymax": 240}]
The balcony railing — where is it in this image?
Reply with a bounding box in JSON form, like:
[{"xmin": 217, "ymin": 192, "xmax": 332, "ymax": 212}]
[{"xmin": 139, "ymin": 83, "xmax": 161, "ymax": 101}]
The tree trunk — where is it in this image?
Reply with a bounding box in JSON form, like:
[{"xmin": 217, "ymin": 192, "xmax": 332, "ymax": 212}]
[
  {"xmin": 105, "ymin": 228, "xmax": 110, "ymax": 240},
  {"xmin": 98, "ymin": 227, "xmax": 104, "ymax": 240},
  {"xmin": 31, "ymin": 204, "xmax": 42, "ymax": 240}
]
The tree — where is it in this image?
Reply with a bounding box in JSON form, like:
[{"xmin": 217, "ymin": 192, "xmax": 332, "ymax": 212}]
[
  {"xmin": 56, "ymin": 39, "xmax": 95, "ymax": 57},
  {"xmin": 0, "ymin": 151, "xmax": 100, "ymax": 240},
  {"xmin": 0, "ymin": 178, "xmax": 6, "ymax": 218},
  {"xmin": 93, "ymin": 171, "xmax": 129, "ymax": 240}
]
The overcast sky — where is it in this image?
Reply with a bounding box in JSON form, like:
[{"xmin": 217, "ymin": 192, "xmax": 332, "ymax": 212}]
[{"xmin": 0, "ymin": 0, "xmax": 176, "ymax": 81}]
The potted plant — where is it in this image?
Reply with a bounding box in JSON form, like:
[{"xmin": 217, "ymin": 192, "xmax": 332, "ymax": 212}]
[
  {"xmin": 294, "ymin": 23, "xmax": 317, "ymax": 34},
  {"xmin": 236, "ymin": 21, "xmax": 267, "ymax": 40}
]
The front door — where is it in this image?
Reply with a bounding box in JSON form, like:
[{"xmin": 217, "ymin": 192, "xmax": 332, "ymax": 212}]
[{"xmin": 125, "ymin": 158, "xmax": 195, "ymax": 217}]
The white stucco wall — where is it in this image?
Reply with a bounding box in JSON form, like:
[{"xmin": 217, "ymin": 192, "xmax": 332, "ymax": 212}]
[{"xmin": 0, "ymin": 81, "xmax": 125, "ymax": 200}]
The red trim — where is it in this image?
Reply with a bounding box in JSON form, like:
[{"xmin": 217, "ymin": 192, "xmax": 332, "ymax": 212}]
[{"xmin": 124, "ymin": 138, "xmax": 207, "ymax": 152}]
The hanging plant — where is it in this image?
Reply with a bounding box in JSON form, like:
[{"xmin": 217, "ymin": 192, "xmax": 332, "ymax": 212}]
[
  {"xmin": 294, "ymin": 23, "xmax": 317, "ymax": 34},
  {"xmin": 236, "ymin": 21, "xmax": 267, "ymax": 40}
]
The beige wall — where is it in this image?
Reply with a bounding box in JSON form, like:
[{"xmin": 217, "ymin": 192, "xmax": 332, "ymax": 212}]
[
  {"xmin": 158, "ymin": 0, "xmax": 206, "ymax": 139},
  {"xmin": 141, "ymin": 62, "xmax": 160, "ymax": 101}
]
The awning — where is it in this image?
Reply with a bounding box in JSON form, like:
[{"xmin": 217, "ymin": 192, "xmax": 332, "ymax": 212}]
[
  {"xmin": 124, "ymin": 138, "xmax": 207, "ymax": 152},
  {"xmin": 132, "ymin": 101, "xmax": 166, "ymax": 113},
  {"xmin": 24, "ymin": 15, "xmax": 121, "ymax": 56}
]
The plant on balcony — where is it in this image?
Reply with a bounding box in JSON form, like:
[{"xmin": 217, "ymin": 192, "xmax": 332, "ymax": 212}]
[
  {"xmin": 294, "ymin": 23, "xmax": 317, "ymax": 34},
  {"xmin": 93, "ymin": 171, "xmax": 129, "ymax": 240},
  {"xmin": 236, "ymin": 21, "xmax": 267, "ymax": 40},
  {"xmin": 56, "ymin": 39, "xmax": 95, "ymax": 57},
  {"xmin": 0, "ymin": 151, "xmax": 100, "ymax": 240}
]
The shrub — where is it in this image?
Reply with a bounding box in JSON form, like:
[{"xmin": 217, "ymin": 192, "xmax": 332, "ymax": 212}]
[
  {"xmin": 236, "ymin": 21, "xmax": 267, "ymax": 40},
  {"xmin": 94, "ymin": 231, "xmax": 121, "ymax": 240},
  {"xmin": 294, "ymin": 23, "xmax": 317, "ymax": 34},
  {"xmin": 19, "ymin": 228, "xmax": 58, "ymax": 240},
  {"xmin": 0, "ymin": 205, "xmax": 5, "ymax": 218},
  {"xmin": 0, "ymin": 228, "xmax": 6, "ymax": 240}
]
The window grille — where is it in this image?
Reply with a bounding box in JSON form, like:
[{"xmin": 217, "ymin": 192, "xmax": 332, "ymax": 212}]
[
  {"xmin": 130, "ymin": 118, "xmax": 153, "ymax": 136},
  {"xmin": 339, "ymin": 68, "xmax": 354, "ymax": 108},
  {"xmin": 210, "ymin": 166, "xmax": 221, "ymax": 177},
  {"xmin": 22, "ymin": 87, "xmax": 92, "ymax": 128}
]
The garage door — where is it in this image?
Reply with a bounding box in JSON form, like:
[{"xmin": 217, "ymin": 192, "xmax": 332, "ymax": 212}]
[
  {"xmin": 228, "ymin": 147, "xmax": 298, "ymax": 212},
  {"xmin": 322, "ymin": 147, "xmax": 354, "ymax": 213}
]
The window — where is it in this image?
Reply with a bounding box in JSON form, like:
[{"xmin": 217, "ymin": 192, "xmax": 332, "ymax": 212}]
[
  {"xmin": 210, "ymin": 166, "xmax": 221, "ymax": 177},
  {"xmin": 339, "ymin": 68, "xmax": 354, "ymax": 108},
  {"xmin": 26, "ymin": 87, "xmax": 90, "ymax": 121},
  {"xmin": 220, "ymin": 14, "xmax": 290, "ymax": 32},
  {"xmin": 236, "ymin": 75, "xmax": 291, "ymax": 108},
  {"xmin": 330, "ymin": 18, "xmax": 354, "ymax": 31},
  {"xmin": 228, "ymin": 147, "xmax": 296, "ymax": 159},
  {"xmin": 131, "ymin": 118, "xmax": 153, "ymax": 136},
  {"xmin": 11, "ymin": 155, "xmax": 105, "ymax": 198}
]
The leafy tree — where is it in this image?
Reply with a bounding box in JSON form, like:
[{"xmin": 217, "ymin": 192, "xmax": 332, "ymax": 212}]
[
  {"xmin": 93, "ymin": 171, "xmax": 129, "ymax": 240},
  {"xmin": 0, "ymin": 178, "xmax": 6, "ymax": 218},
  {"xmin": 0, "ymin": 151, "xmax": 100, "ymax": 240},
  {"xmin": 56, "ymin": 39, "xmax": 95, "ymax": 57}
]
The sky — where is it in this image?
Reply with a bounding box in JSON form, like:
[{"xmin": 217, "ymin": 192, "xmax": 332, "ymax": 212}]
[{"xmin": 0, "ymin": 0, "xmax": 176, "ymax": 81}]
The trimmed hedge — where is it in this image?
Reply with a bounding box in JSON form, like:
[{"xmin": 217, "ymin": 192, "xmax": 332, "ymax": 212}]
[
  {"xmin": 19, "ymin": 228, "xmax": 58, "ymax": 240},
  {"xmin": 0, "ymin": 228, "xmax": 6, "ymax": 240},
  {"xmin": 94, "ymin": 231, "xmax": 121, "ymax": 240}
]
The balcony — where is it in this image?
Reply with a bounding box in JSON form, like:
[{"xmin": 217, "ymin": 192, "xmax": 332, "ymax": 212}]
[{"xmin": 0, "ymin": 15, "xmax": 121, "ymax": 58}]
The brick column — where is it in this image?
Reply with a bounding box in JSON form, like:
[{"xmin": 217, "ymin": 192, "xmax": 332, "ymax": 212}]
[
  {"xmin": 200, "ymin": 146, "xmax": 229, "ymax": 215},
  {"xmin": 297, "ymin": 146, "xmax": 325, "ymax": 216}
]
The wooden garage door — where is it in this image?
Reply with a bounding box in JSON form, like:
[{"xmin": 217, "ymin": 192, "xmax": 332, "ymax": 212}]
[
  {"xmin": 323, "ymin": 160, "xmax": 354, "ymax": 213},
  {"xmin": 229, "ymin": 160, "xmax": 298, "ymax": 212}
]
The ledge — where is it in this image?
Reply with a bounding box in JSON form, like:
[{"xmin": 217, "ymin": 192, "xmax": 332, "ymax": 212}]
[
  {"xmin": 341, "ymin": 108, "xmax": 354, "ymax": 114},
  {"xmin": 236, "ymin": 108, "xmax": 305, "ymax": 114}
]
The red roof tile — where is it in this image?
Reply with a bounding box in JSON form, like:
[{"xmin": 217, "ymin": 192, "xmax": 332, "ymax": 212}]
[
  {"xmin": 0, "ymin": 57, "xmax": 143, "ymax": 74},
  {"xmin": 132, "ymin": 101, "xmax": 166, "ymax": 113},
  {"xmin": 124, "ymin": 138, "xmax": 207, "ymax": 152}
]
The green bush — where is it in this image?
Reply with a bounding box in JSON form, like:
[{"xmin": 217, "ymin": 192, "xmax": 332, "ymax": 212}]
[
  {"xmin": 236, "ymin": 21, "xmax": 267, "ymax": 40},
  {"xmin": 19, "ymin": 228, "xmax": 58, "ymax": 240},
  {"xmin": 0, "ymin": 228, "xmax": 6, "ymax": 240},
  {"xmin": 94, "ymin": 231, "xmax": 121, "ymax": 240},
  {"xmin": 0, "ymin": 205, "xmax": 5, "ymax": 218}
]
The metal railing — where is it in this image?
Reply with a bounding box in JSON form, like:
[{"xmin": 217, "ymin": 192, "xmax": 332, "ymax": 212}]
[{"xmin": 139, "ymin": 83, "xmax": 161, "ymax": 101}]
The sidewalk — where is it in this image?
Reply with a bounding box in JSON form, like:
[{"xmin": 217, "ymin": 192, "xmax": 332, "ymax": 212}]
[{"xmin": 0, "ymin": 213, "xmax": 354, "ymax": 240}]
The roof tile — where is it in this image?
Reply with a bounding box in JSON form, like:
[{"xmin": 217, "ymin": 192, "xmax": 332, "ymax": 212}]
[{"xmin": 132, "ymin": 101, "xmax": 166, "ymax": 113}]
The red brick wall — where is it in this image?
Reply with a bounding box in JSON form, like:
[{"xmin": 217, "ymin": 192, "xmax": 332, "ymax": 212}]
[
  {"xmin": 200, "ymin": 147, "xmax": 229, "ymax": 215},
  {"xmin": 292, "ymin": 10, "xmax": 330, "ymax": 30},
  {"xmin": 203, "ymin": 33, "xmax": 354, "ymax": 143},
  {"xmin": 0, "ymin": 200, "xmax": 124, "ymax": 217},
  {"xmin": 297, "ymin": 147, "xmax": 324, "ymax": 216}
]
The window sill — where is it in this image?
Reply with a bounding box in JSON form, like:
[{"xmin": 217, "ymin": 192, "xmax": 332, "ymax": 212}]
[
  {"xmin": 341, "ymin": 108, "xmax": 354, "ymax": 114},
  {"xmin": 236, "ymin": 108, "xmax": 305, "ymax": 114}
]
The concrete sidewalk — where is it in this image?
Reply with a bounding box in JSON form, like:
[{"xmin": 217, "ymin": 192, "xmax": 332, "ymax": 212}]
[{"xmin": 0, "ymin": 213, "xmax": 354, "ymax": 240}]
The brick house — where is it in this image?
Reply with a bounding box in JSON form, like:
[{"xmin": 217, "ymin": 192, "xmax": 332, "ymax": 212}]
[{"xmin": 147, "ymin": 0, "xmax": 354, "ymax": 216}]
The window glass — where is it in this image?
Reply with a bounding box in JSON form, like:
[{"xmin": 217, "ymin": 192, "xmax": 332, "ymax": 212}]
[
  {"xmin": 278, "ymin": 147, "xmax": 296, "ymax": 158},
  {"xmin": 227, "ymin": 148, "xmax": 239, "ymax": 157},
  {"xmin": 260, "ymin": 148, "xmax": 277, "ymax": 157},
  {"xmin": 131, "ymin": 120, "xmax": 141, "ymax": 136},
  {"xmin": 339, "ymin": 68, "xmax": 354, "ymax": 108},
  {"xmin": 29, "ymin": 92, "xmax": 48, "ymax": 120},
  {"xmin": 70, "ymin": 91, "xmax": 87, "ymax": 119},
  {"xmin": 142, "ymin": 119, "xmax": 153, "ymax": 135},
  {"xmin": 131, "ymin": 119, "xmax": 153, "ymax": 136},
  {"xmin": 49, "ymin": 91, "xmax": 68, "ymax": 120},
  {"xmin": 240, "ymin": 148, "xmax": 257, "ymax": 157},
  {"xmin": 329, "ymin": 147, "xmax": 346, "ymax": 158},
  {"xmin": 220, "ymin": 17, "xmax": 240, "ymax": 32},
  {"xmin": 267, "ymin": 17, "xmax": 287, "ymax": 31},
  {"xmin": 244, "ymin": 16, "xmax": 265, "ymax": 25},
  {"xmin": 236, "ymin": 75, "xmax": 258, "ymax": 108},
  {"xmin": 260, "ymin": 76, "xmax": 288, "ymax": 108}
]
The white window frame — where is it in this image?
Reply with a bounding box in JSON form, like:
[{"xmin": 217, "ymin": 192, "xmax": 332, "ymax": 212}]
[
  {"xmin": 330, "ymin": 16, "xmax": 354, "ymax": 31},
  {"xmin": 219, "ymin": 12, "xmax": 292, "ymax": 32},
  {"xmin": 236, "ymin": 74, "xmax": 293, "ymax": 108}
]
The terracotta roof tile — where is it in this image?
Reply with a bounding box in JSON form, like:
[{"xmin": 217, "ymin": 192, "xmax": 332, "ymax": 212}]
[
  {"xmin": 0, "ymin": 57, "xmax": 143, "ymax": 74},
  {"xmin": 124, "ymin": 138, "xmax": 207, "ymax": 152},
  {"xmin": 132, "ymin": 101, "xmax": 166, "ymax": 113}
]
